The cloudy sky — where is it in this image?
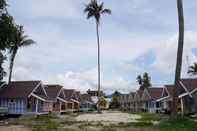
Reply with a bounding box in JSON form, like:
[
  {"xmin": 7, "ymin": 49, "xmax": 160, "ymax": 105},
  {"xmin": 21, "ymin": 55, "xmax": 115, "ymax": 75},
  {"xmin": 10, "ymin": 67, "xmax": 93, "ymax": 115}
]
[{"xmin": 4, "ymin": 0, "xmax": 197, "ymax": 94}]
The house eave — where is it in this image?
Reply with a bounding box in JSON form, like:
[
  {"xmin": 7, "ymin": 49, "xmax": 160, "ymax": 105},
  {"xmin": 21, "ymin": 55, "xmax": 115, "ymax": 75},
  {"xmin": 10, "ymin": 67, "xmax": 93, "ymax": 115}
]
[
  {"xmin": 57, "ymin": 97, "xmax": 68, "ymax": 103},
  {"xmin": 156, "ymin": 96, "xmax": 170, "ymax": 102}
]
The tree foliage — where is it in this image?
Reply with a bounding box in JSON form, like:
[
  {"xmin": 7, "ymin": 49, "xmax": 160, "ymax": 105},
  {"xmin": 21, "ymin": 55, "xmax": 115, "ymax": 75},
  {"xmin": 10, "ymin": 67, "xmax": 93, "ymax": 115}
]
[
  {"xmin": 0, "ymin": 0, "xmax": 6, "ymax": 12},
  {"xmin": 0, "ymin": 0, "xmax": 18, "ymax": 82},
  {"xmin": 110, "ymin": 95, "xmax": 120, "ymax": 109},
  {"xmin": 84, "ymin": 0, "xmax": 111, "ymax": 24},
  {"xmin": 109, "ymin": 91, "xmax": 121, "ymax": 109},
  {"xmin": 188, "ymin": 62, "xmax": 197, "ymax": 76},
  {"xmin": 0, "ymin": 0, "xmax": 29, "ymax": 82},
  {"xmin": 136, "ymin": 72, "xmax": 151, "ymax": 90}
]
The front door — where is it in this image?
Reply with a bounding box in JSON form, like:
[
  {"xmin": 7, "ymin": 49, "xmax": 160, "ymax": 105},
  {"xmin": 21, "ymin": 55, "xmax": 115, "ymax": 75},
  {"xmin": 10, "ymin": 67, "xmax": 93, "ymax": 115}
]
[{"xmin": 8, "ymin": 102, "xmax": 16, "ymax": 114}]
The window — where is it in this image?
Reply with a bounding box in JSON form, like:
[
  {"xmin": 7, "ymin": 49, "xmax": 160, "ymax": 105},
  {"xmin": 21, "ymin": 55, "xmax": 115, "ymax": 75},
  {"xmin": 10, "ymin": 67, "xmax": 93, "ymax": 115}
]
[
  {"xmin": 27, "ymin": 99, "xmax": 31, "ymax": 110},
  {"xmin": 9, "ymin": 99, "xmax": 15, "ymax": 103},
  {"xmin": 156, "ymin": 102, "xmax": 160, "ymax": 108}
]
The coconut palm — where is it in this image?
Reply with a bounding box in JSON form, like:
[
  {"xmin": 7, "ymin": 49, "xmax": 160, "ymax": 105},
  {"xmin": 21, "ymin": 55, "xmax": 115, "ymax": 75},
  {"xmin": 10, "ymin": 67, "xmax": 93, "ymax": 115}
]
[
  {"xmin": 172, "ymin": 0, "xmax": 184, "ymax": 117},
  {"xmin": 188, "ymin": 63, "xmax": 197, "ymax": 76},
  {"xmin": 0, "ymin": 0, "xmax": 18, "ymax": 82},
  {"xmin": 84, "ymin": 0, "xmax": 111, "ymax": 97},
  {"xmin": 8, "ymin": 25, "xmax": 35, "ymax": 83}
]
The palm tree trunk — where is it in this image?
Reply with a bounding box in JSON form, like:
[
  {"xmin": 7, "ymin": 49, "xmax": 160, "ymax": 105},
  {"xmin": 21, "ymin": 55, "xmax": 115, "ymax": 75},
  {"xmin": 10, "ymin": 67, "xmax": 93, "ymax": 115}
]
[
  {"xmin": 96, "ymin": 21, "xmax": 101, "ymax": 98},
  {"xmin": 0, "ymin": 51, "xmax": 5, "ymax": 81},
  {"xmin": 8, "ymin": 49, "xmax": 17, "ymax": 84},
  {"xmin": 172, "ymin": 0, "xmax": 184, "ymax": 118}
]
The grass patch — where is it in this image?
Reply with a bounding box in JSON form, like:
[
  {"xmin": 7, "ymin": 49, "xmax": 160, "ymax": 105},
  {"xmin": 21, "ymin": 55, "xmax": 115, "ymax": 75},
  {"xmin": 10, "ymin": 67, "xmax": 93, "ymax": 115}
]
[
  {"xmin": 157, "ymin": 116, "xmax": 197, "ymax": 131},
  {"xmin": 63, "ymin": 128, "xmax": 76, "ymax": 131},
  {"xmin": 30, "ymin": 115, "xmax": 61, "ymax": 131},
  {"xmin": 139, "ymin": 113, "xmax": 161, "ymax": 121}
]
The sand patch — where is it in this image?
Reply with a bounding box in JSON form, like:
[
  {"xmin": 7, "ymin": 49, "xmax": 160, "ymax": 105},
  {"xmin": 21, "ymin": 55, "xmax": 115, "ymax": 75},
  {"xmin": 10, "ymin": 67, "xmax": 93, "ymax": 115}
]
[{"xmin": 75, "ymin": 111, "xmax": 141, "ymax": 124}]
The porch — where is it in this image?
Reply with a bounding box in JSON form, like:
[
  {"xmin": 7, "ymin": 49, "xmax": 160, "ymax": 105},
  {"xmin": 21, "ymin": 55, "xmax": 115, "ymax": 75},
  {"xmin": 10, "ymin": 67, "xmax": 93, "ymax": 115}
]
[{"xmin": 27, "ymin": 96, "xmax": 50, "ymax": 114}]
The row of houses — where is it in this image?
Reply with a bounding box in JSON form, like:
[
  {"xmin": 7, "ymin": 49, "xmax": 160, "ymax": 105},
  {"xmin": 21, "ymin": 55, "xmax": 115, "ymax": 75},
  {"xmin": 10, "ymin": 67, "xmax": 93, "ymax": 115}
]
[
  {"xmin": 0, "ymin": 80, "xmax": 105, "ymax": 115},
  {"xmin": 119, "ymin": 78, "xmax": 197, "ymax": 115}
]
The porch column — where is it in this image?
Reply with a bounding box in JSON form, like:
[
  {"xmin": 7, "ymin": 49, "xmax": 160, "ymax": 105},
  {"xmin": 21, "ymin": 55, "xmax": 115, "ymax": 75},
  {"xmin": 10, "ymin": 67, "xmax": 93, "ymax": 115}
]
[
  {"xmin": 36, "ymin": 99, "xmax": 39, "ymax": 113},
  {"xmin": 181, "ymin": 98, "xmax": 184, "ymax": 115},
  {"xmin": 72, "ymin": 102, "xmax": 74, "ymax": 112},
  {"xmin": 154, "ymin": 101, "xmax": 156, "ymax": 113},
  {"xmin": 60, "ymin": 102, "xmax": 62, "ymax": 112},
  {"xmin": 136, "ymin": 102, "xmax": 138, "ymax": 112},
  {"xmin": 65, "ymin": 102, "xmax": 67, "ymax": 110}
]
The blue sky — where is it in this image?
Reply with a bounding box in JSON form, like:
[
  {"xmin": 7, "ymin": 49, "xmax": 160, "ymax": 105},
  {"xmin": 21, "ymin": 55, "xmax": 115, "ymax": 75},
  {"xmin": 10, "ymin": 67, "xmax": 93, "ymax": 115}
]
[{"xmin": 4, "ymin": 0, "xmax": 197, "ymax": 94}]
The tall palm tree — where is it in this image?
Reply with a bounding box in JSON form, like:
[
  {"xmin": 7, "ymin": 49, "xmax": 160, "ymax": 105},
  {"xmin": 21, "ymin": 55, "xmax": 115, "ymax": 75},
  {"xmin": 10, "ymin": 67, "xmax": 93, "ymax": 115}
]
[
  {"xmin": 84, "ymin": 0, "xmax": 111, "ymax": 97},
  {"xmin": 188, "ymin": 62, "xmax": 197, "ymax": 76},
  {"xmin": 0, "ymin": 0, "xmax": 18, "ymax": 82},
  {"xmin": 172, "ymin": 0, "xmax": 184, "ymax": 117},
  {"xmin": 8, "ymin": 25, "xmax": 35, "ymax": 83}
]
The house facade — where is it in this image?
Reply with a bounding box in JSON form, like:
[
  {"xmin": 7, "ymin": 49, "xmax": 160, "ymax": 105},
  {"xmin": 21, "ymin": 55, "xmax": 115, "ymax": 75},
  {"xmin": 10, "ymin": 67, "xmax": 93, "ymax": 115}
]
[
  {"xmin": 63, "ymin": 89, "xmax": 80, "ymax": 112},
  {"xmin": 119, "ymin": 92, "xmax": 135, "ymax": 111},
  {"xmin": 134, "ymin": 90, "xmax": 144, "ymax": 112},
  {"xmin": 119, "ymin": 94, "xmax": 130, "ymax": 110},
  {"xmin": 80, "ymin": 93, "xmax": 94, "ymax": 111},
  {"xmin": 142, "ymin": 87, "xmax": 163, "ymax": 113},
  {"xmin": 44, "ymin": 85, "xmax": 67, "ymax": 113},
  {"xmin": 157, "ymin": 85, "xmax": 173, "ymax": 113},
  {"xmin": 178, "ymin": 79, "xmax": 197, "ymax": 114},
  {"xmin": 0, "ymin": 81, "xmax": 52, "ymax": 115}
]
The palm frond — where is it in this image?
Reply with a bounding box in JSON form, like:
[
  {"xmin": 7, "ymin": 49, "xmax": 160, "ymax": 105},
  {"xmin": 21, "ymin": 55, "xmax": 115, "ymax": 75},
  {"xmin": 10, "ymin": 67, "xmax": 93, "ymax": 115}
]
[
  {"xmin": 84, "ymin": 4, "xmax": 94, "ymax": 13},
  {"xmin": 20, "ymin": 39, "xmax": 35, "ymax": 47},
  {"xmin": 84, "ymin": 0, "xmax": 111, "ymax": 23},
  {"xmin": 86, "ymin": 10, "xmax": 95, "ymax": 19},
  {"xmin": 101, "ymin": 8, "xmax": 111, "ymax": 14},
  {"xmin": 8, "ymin": 46, "xmax": 15, "ymax": 54},
  {"xmin": 99, "ymin": 2, "xmax": 104, "ymax": 12},
  {"xmin": 188, "ymin": 62, "xmax": 197, "ymax": 76},
  {"xmin": 21, "ymin": 35, "xmax": 28, "ymax": 41}
]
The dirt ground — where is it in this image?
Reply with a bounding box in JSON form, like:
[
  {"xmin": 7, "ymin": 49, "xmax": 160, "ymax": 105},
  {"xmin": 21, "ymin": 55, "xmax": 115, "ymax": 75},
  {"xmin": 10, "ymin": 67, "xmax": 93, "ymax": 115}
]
[
  {"xmin": 0, "ymin": 125, "xmax": 31, "ymax": 131},
  {"xmin": 75, "ymin": 111, "xmax": 141, "ymax": 124},
  {"xmin": 0, "ymin": 111, "xmax": 143, "ymax": 131}
]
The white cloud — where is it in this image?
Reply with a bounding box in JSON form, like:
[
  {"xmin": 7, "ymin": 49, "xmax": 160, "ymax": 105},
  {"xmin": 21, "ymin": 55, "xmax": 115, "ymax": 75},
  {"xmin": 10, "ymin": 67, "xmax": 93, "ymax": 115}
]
[
  {"xmin": 152, "ymin": 31, "xmax": 197, "ymax": 77},
  {"xmin": 43, "ymin": 67, "xmax": 133, "ymax": 94},
  {"xmin": 8, "ymin": 0, "xmax": 80, "ymax": 20}
]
